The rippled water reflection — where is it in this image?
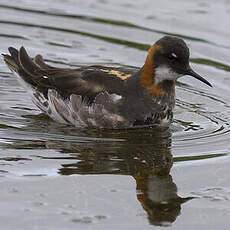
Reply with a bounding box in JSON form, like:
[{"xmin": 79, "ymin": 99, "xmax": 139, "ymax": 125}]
[{"xmin": 0, "ymin": 0, "xmax": 230, "ymax": 229}]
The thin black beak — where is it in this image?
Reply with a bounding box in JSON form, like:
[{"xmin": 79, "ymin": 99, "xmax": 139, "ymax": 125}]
[{"xmin": 185, "ymin": 68, "xmax": 212, "ymax": 87}]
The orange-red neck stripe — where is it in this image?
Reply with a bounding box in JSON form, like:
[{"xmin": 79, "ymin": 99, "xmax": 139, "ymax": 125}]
[{"xmin": 140, "ymin": 45, "xmax": 165, "ymax": 97}]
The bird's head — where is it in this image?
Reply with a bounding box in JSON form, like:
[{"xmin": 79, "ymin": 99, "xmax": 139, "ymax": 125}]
[{"xmin": 140, "ymin": 36, "xmax": 212, "ymax": 96}]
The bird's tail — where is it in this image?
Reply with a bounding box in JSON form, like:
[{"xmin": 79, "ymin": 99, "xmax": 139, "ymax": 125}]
[
  {"xmin": 2, "ymin": 47, "xmax": 20, "ymax": 72},
  {"xmin": 2, "ymin": 47, "xmax": 48, "ymax": 87}
]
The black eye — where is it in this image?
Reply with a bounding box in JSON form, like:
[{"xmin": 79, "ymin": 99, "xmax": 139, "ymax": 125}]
[{"xmin": 167, "ymin": 53, "xmax": 178, "ymax": 61}]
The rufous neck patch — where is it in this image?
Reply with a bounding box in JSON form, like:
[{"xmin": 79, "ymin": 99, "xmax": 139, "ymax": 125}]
[{"xmin": 140, "ymin": 45, "xmax": 165, "ymax": 97}]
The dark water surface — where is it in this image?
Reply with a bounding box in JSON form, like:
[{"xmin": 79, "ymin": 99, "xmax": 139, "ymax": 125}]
[{"xmin": 0, "ymin": 0, "xmax": 230, "ymax": 229}]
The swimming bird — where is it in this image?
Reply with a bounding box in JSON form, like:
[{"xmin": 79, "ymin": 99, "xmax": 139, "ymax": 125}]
[{"xmin": 2, "ymin": 36, "xmax": 212, "ymax": 129}]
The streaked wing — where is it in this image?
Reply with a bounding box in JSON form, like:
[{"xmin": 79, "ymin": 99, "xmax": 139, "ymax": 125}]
[{"xmin": 3, "ymin": 46, "xmax": 136, "ymax": 101}]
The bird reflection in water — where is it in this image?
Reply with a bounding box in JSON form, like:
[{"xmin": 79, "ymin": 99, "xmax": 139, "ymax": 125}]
[
  {"xmin": 7, "ymin": 122, "xmax": 192, "ymax": 226},
  {"xmin": 136, "ymin": 167, "xmax": 191, "ymax": 226},
  {"xmin": 55, "ymin": 126, "xmax": 192, "ymax": 226}
]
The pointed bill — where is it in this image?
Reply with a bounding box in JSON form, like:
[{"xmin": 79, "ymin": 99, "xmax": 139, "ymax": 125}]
[{"xmin": 185, "ymin": 68, "xmax": 212, "ymax": 87}]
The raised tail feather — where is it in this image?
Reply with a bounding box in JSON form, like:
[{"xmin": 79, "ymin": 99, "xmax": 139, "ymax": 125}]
[
  {"xmin": 2, "ymin": 47, "xmax": 58, "ymax": 113},
  {"xmin": 2, "ymin": 47, "xmax": 20, "ymax": 72},
  {"xmin": 2, "ymin": 46, "xmax": 50, "ymax": 87}
]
